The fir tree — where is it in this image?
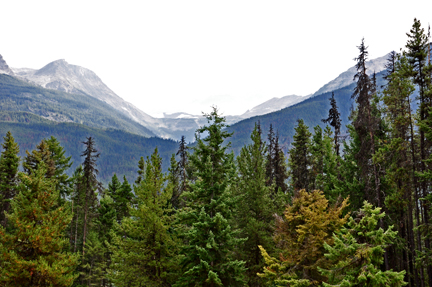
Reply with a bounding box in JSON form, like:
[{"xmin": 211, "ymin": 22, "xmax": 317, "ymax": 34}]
[
  {"xmin": 81, "ymin": 195, "xmax": 117, "ymax": 286},
  {"xmin": 45, "ymin": 136, "xmax": 73, "ymax": 200},
  {"xmin": 175, "ymin": 107, "xmax": 246, "ymax": 286},
  {"xmin": 0, "ymin": 131, "xmax": 20, "ymax": 227},
  {"xmin": 322, "ymin": 92, "xmax": 342, "ymax": 157},
  {"xmin": 272, "ymin": 132, "xmax": 288, "ymax": 196},
  {"xmin": 288, "ymin": 119, "xmax": 312, "ymax": 192},
  {"xmin": 380, "ymin": 54, "xmax": 419, "ymax": 285},
  {"xmin": 0, "ymin": 164, "xmax": 79, "ymax": 286},
  {"xmin": 405, "ymin": 18, "xmax": 432, "ymax": 285},
  {"xmin": 109, "ymin": 148, "xmax": 177, "ymax": 286},
  {"xmin": 135, "ymin": 156, "xmax": 145, "ymax": 185},
  {"xmin": 320, "ymin": 202, "xmax": 407, "ymax": 287},
  {"xmin": 234, "ymin": 123, "xmax": 277, "ymax": 286},
  {"xmin": 80, "ymin": 137, "xmax": 103, "ymax": 255},
  {"xmin": 23, "ymin": 139, "xmax": 56, "ymax": 178},
  {"xmin": 351, "ymin": 38, "xmax": 383, "ymax": 210},
  {"xmin": 168, "ymin": 153, "xmax": 182, "ymax": 209},
  {"xmin": 265, "ymin": 124, "xmax": 276, "ymax": 187},
  {"xmin": 107, "ymin": 174, "xmax": 133, "ymax": 223}
]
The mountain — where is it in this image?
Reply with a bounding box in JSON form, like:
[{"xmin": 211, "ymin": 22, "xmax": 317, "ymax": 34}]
[
  {"xmin": 0, "ymin": 74, "xmax": 155, "ymax": 137},
  {"xmin": 0, "ymin": 54, "xmax": 14, "ymax": 76},
  {"xmin": 12, "ymin": 59, "xmax": 160, "ymax": 130},
  {"xmin": 239, "ymin": 95, "xmax": 306, "ymax": 119},
  {"xmin": 226, "ymin": 69, "xmax": 389, "ymax": 154},
  {"xmin": 312, "ymin": 53, "xmax": 389, "ymax": 96}
]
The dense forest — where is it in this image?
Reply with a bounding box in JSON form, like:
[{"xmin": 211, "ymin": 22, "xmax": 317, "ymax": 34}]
[{"xmin": 1, "ymin": 18, "xmax": 432, "ymax": 286}]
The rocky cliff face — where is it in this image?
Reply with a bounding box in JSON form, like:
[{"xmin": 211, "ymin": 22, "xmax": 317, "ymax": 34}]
[
  {"xmin": 11, "ymin": 59, "xmax": 163, "ymax": 133},
  {"xmin": 0, "ymin": 54, "xmax": 14, "ymax": 76}
]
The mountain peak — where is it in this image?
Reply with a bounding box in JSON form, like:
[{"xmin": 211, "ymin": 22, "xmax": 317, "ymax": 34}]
[{"xmin": 0, "ymin": 54, "xmax": 15, "ymax": 76}]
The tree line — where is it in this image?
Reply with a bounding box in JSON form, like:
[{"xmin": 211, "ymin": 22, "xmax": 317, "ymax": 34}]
[{"xmin": 0, "ymin": 18, "xmax": 432, "ymax": 286}]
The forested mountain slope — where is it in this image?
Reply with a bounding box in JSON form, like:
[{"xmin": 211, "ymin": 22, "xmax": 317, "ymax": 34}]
[
  {"xmin": 0, "ymin": 112, "xmax": 178, "ymax": 184},
  {"xmin": 226, "ymin": 70, "xmax": 388, "ymax": 154},
  {"xmin": 0, "ymin": 74, "xmax": 155, "ymax": 137}
]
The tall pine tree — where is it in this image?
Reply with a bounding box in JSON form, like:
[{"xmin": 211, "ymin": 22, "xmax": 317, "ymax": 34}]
[
  {"xmin": 175, "ymin": 107, "xmax": 246, "ymax": 286},
  {"xmin": 0, "ymin": 131, "xmax": 20, "ymax": 227}
]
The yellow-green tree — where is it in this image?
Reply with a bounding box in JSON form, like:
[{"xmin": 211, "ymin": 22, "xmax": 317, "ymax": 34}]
[{"xmin": 258, "ymin": 190, "xmax": 348, "ymax": 286}]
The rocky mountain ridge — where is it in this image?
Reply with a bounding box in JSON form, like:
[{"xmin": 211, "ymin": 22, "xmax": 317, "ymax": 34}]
[{"xmin": 2, "ymin": 51, "xmax": 390, "ymax": 141}]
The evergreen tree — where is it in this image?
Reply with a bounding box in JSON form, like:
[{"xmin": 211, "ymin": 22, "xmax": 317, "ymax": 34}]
[
  {"xmin": 0, "ymin": 131, "xmax": 20, "ymax": 227},
  {"xmin": 258, "ymin": 190, "xmax": 349, "ymax": 286},
  {"xmin": 80, "ymin": 137, "xmax": 103, "ymax": 255},
  {"xmin": 311, "ymin": 126, "xmax": 339, "ymax": 201},
  {"xmin": 109, "ymin": 148, "xmax": 177, "ymax": 286},
  {"xmin": 107, "ymin": 174, "xmax": 134, "ymax": 223},
  {"xmin": 379, "ymin": 54, "xmax": 419, "ymax": 285},
  {"xmin": 320, "ymin": 202, "xmax": 407, "ymax": 287},
  {"xmin": 45, "ymin": 136, "xmax": 73, "ymax": 200},
  {"xmin": 288, "ymin": 119, "xmax": 312, "ymax": 192},
  {"xmin": 322, "ymin": 92, "xmax": 342, "ymax": 157},
  {"xmin": 234, "ymin": 123, "xmax": 277, "ymax": 286},
  {"xmin": 265, "ymin": 124, "xmax": 276, "ymax": 187},
  {"xmin": 175, "ymin": 107, "xmax": 246, "ymax": 286},
  {"xmin": 24, "ymin": 137, "xmax": 72, "ymax": 203},
  {"xmin": 0, "ymin": 164, "xmax": 79, "ymax": 286},
  {"xmin": 405, "ymin": 18, "xmax": 432, "ymax": 286},
  {"xmin": 272, "ymin": 132, "xmax": 288, "ymax": 196},
  {"xmin": 135, "ymin": 156, "xmax": 145, "ymax": 185},
  {"xmin": 177, "ymin": 135, "xmax": 189, "ymax": 193},
  {"xmin": 80, "ymin": 195, "xmax": 117, "ymax": 286},
  {"xmin": 351, "ymin": 38, "xmax": 383, "ymax": 209},
  {"xmin": 168, "ymin": 153, "xmax": 182, "ymax": 209},
  {"xmin": 23, "ymin": 139, "xmax": 56, "ymax": 178}
]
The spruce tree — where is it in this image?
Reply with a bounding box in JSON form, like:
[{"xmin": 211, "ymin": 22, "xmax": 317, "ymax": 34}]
[
  {"xmin": 0, "ymin": 131, "xmax": 20, "ymax": 227},
  {"xmin": 80, "ymin": 195, "xmax": 117, "ymax": 286},
  {"xmin": 80, "ymin": 137, "xmax": 102, "ymax": 255},
  {"xmin": 320, "ymin": 202, "xmax": 407, "ymax": 287},
  {"xmin": 135, "ymin": 156, "xmax": 145, "ymax": 185},
  {"xmin": 380, "ymin": 54, "xmax": 418, "ymax": 285},
  {"xmin": 23, "ymin": 139, "xmax": 56, "ymax": 178},
  {"xmin": 405, "ymin": 18, "xmax": 432, "ymax": 285},
  {"xmin": 109, "ymin": 148, "xmax": 177, "ymax": 286},
  {"xmin": 107, "ymin": 174, "xmax": 133, "ymax": 223},
  {"xmin": 0, "ymin": 164, "xmax": 79, "ymax": 286},
  {"xmin": 45, "ymin": 136, "xmax": 73, "ymax": 199},
  {"xmin": 351, "ymin": 38, "xmax": 383, "ymax": 209},
  {"xmin": 322, "ymin": 92, "xmax": 342, "ymax": 157},
  {"xmin": 175, "ymin": 107, "xmax": 246, "ymax": 286},
  {"xmin": 288, "ymin": 119, "xmax": 312, "ymax": 192},
  {"xmin": 235, "ymin": 123, "xmax": 276, "ymax": 286}
]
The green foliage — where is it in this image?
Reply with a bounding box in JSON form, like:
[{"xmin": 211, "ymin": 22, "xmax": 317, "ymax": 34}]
[
  {"xmin": 175, "ymin": 107, "xmax": 246, "ymax": 286},
  {"xmin": 0, "ymin": 164, "xmax": 79, "ymax": 286},
  {"xmin": 0, "ymin": 118, "xmax": 179, "ymax": 184},
  {"xmin": 288, "ymin": 119, "xmax": 312, "ymax": 191},
  {"xmin": 320, "ymin": 201, "xmax": 407, "ymax": 287},
  {"xmin": 258, "ymin": 190, "xmax": 349, "ymax": 286},
  {"xmin": 109, "ymin": 148, "xmax": 177, "ymax": 286},
  {"xmin": 234, "ymin": 124, "xmax": 280, "ymax": 286},
  {"xmin": 0, "ymin": 131, "xmax": 20, "ymax": 227}
]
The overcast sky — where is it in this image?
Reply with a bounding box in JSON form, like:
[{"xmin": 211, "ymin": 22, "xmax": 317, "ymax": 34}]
[{"xmin": 2, "ymin": 1, "xmax": 432, "ymax": 117}]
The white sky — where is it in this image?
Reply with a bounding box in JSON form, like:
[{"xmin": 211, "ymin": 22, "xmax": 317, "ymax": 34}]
[{"xmin": 1, "ymin": 1, "xmax": 432, "ymax": 117}]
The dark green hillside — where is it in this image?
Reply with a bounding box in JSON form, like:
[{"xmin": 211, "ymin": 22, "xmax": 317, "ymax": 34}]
[
  {"xmin": 226, "ymin": 70, "xmax": 387, "ymax": 154},
  {"xmin": 0, "ymin": 74, "xmax": 155, "ymax": 137},
  {"xmin": 0, "ymin": 113, "xmax": 178, "ymax": 184}
]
